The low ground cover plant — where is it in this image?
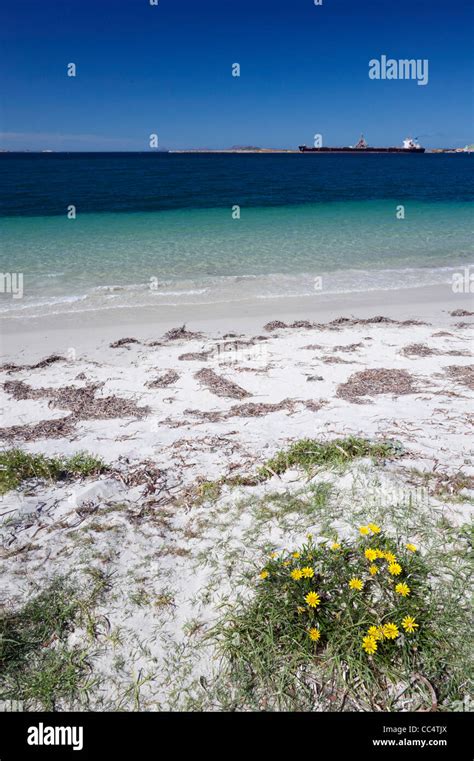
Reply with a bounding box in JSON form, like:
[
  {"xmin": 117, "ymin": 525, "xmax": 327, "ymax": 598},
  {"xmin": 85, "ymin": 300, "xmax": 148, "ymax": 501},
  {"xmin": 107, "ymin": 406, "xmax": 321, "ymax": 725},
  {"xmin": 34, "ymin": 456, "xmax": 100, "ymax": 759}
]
[{"xmin": 215, "ymin": 523, "xmax": 471, "ymax": 711}]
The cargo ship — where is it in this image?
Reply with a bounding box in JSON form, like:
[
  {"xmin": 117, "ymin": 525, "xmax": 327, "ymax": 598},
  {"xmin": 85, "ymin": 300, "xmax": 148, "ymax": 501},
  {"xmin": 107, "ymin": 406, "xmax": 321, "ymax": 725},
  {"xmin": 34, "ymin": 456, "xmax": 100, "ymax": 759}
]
[{"xmin": 299, "ymin": 135, "xmax": 425, "ymax": 153}]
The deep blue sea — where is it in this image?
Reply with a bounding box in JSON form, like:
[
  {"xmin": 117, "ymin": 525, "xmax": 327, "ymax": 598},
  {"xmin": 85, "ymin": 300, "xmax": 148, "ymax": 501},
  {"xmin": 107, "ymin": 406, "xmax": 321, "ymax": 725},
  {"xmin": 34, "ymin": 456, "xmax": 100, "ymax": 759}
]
[{"xmin": 1, "ymin": 153, "xmax": 473, "ymax": 319}]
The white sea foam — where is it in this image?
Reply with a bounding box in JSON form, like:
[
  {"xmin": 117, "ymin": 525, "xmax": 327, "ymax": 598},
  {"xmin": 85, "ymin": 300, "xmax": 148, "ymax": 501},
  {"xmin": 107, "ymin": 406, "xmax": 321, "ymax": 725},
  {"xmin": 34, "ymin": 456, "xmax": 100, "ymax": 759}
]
[{"xmin": 1, "ymin": 264, "xmax": 471, "ymax": 321}]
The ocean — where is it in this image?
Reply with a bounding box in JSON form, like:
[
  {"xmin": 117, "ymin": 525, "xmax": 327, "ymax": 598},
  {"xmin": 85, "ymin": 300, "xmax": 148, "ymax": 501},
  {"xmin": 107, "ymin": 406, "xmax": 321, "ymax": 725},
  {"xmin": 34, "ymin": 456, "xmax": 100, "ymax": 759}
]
[{"xmin": 1, "ymin": 153, "xmax": 473, "ymax": 320}]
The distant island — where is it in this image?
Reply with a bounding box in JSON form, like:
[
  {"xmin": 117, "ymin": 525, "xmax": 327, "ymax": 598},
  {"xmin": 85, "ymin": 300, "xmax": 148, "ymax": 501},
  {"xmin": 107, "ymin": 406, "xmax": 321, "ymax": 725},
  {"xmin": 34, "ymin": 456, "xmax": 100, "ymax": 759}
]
[{"xmin": 168, "ymin": 146, "xmax": 298, "ymax": 153}]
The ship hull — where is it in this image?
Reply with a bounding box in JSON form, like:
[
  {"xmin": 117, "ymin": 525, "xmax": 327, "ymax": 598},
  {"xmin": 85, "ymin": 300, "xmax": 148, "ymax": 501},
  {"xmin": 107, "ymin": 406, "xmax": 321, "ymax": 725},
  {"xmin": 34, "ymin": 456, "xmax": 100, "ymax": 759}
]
[{"xmin": 299, "ymin": 146, "xmax": 425, "ymax": 153}]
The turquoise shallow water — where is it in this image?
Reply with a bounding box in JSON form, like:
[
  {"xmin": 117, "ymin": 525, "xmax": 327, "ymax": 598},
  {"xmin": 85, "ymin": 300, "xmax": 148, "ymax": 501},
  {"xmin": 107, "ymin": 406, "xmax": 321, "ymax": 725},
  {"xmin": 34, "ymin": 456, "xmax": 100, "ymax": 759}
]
[
  {"xmin": 1, "ymin": 200, "xmax": 472, "ymax": 319},
  {"xmin": 1, "ymin": 153, "xmax": 473, "ymax": 319}
]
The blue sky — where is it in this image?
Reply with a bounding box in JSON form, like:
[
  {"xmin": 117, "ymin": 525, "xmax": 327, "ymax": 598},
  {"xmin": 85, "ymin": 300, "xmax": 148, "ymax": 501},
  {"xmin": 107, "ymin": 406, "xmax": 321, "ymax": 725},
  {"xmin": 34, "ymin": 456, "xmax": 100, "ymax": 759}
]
[{"xmin": 1, "ymin": 0, "xmax": 472, "ymax": 150}]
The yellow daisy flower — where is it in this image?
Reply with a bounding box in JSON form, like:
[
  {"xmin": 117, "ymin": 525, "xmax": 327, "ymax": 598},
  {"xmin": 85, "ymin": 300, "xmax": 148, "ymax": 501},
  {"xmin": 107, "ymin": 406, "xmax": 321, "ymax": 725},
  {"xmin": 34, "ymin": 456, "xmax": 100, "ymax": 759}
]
[
  {"xmin": 384, "ymin": 551, "xmax": 397, "ymax": 563},
  {"xmin": 259, "ymin": 570, "xmax": 269, "ymax": 579},
  {"xmin": 375, "ymin": 549, "xmax": 385, "ymax": 559},
  {"xmin": 406, "ymin": 543, "xmax": 417, "ymax": 552},
  {"xmin": 301, "ymin": 566, "xmax": 314, "ymax": 578},
  {"xmin": 269, "ymin": 552, "xmax": 278, "ymax": 559},
  {"xmin": 369, "ymin": 564, "xmax": 378, "ymax": 575},
  {"xmin": 388, "ymin": 562, "xmax": 402, "ymax": 576},
  {"xmin": 362, "ymin": 636, "xmax": 378, "ymax": 654},
  {"xmin": 395, "ymin": 582, "xmax": 411, "ymax": 597},
  {"xmin": 367, "ymin": 625, "xmax": 383, "ymax": 641},
  {"xmin": 365, "ymin": 548, "xmax": 378, "ymax": 562},
  {"xmin": 331, "ymin": 542, "xmax": 341, "ymax": 550},
  {"xmin": 368, "ymin": 523, "xmax": 381, "ymax": 534},
  {"xmin": 290, "ymin": 569, "xmax": 303, "ymax": 580},
  {"xmin": 283, "ymin": 560, "xmax": 291, "ymax": 567},
  {"xmin": 305, "ymin": 591, "xmax": 321, "ymax": 608},
  {"xmin": 308, "ymin": 627, "xmax": 321, "ymax": 642},
  {"xmin": 349, "ymin": 577, "xmax": 364, "ymax": 591},
  {"xmin": 383, "ymin": 622, "xmax": 400, "ymax": 640},
  {"xmin": 359, "ymin": 526, "xmax": 370, "ymax": 536},
  {"xmin": 402, "ymin": 616, "xmax": 419, "ymax": 633},
  {"xmin": 297, "ymin": 606, "xmax": 306, "ymax": 614},
  {"xmin": 292, "ymin": 552, "xmax": 301, "ymax": 559}
]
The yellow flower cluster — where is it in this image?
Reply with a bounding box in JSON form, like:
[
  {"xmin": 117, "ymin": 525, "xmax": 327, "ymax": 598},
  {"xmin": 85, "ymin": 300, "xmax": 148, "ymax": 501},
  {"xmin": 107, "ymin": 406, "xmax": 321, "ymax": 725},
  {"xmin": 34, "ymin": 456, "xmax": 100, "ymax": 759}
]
[
  {"xmin": 290, "ymin": 566, "xmax": 314, "ymax": 580},
  {"xmin": 359, "ymin": 523, "xmax": 381, "ymax": 535},
  {"xmin": 362, "ymin": 617, "xmax": 419, "ymax": 654},
  {"xmin": 362, "ymin": 622, "xmax": 398, "ymax": 653},
  {"xmin": 368, "ymin": 625, "xmax": 383, "ymax": 640},
  {"xmin": 362, "ymin": 542, "xmax": 410, "ymax": 585},
  {"xmin": 261, "ymin": 524, "xmax": 421, "ymax": 662}
]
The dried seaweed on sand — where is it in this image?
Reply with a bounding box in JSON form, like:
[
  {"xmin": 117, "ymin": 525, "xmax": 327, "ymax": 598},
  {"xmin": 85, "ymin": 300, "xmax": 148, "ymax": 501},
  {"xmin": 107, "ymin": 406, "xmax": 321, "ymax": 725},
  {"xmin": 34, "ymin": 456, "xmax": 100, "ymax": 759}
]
[
  {"xmin": 226, "ymin": 399, "xmax": 295, "ymax": 417},
  {"xmin": 264, "ymin": 315, "xmax": 427, "ymax": 333},
  {"xmin": 194, "ymin": 368, "xmax": 250, "ymax": 399},
  {"xmin": 3, "ymin": 380, "xmax": 149, "ymax": 420},
  {"xmin": 303, "ymin": 400, "xmax": 326, "ymax": 412},
  {"xmin": 443, "ymin": 365, "xmax": 474, "ymax": 390},
  {"xmin": 0, "ymin": 354, "xmax": 65, "ymax": 373},
  {"xmin": 263, "ymin": 320, "xmax": 290, "ymax": 331},
  {"xmin": 337, "ymin": 368, "xmax": 418, "ymax": 403},
  {"xmin": 183, "ymin": 398, "xmax": 313, "ymax": 422},
  {"xmin": 183, "ymin": 408, "xmax": 224, "ymax": 423},
  {"xmin": 329, "ymin": 315, "xmax": 427, "ymax": 328},
  {"xmin": 148, "ymin": 370, "xmax": 180, "ymax": 388},
  {"xmin": 401, "ymin": 344, "xmax": 438, "ymax": 357},
  {"xmin": 323, "ymin": 356, "xmax": 351, "ymax": 365},
  {"xmin": 163, "ymin": 324, "xmax": 203, "ymax": 341},
  {"xmin": 401, "ymin": 343, "xmax": 467, "ymax": 358},
  {"xmin": 111, "ymin": 460, "xmax": 169, "ymax": 497},
  {"xmin": 0, "ymin": 417, "xmax": 75, "ymax": 442},
  {"xmin": 109, "ymin": 337, "xmax": 140, "ymax": 349},
  {"xmin": 333, "ymin": 343, "xmax": 363, "ymax": 352},
  {"xmin": 450, "ymin": 309, "xmax": 474, "ymax": 317},
  {"xmin": 178, "ymin": 351, "xmax": 213, "ymax": 361}
]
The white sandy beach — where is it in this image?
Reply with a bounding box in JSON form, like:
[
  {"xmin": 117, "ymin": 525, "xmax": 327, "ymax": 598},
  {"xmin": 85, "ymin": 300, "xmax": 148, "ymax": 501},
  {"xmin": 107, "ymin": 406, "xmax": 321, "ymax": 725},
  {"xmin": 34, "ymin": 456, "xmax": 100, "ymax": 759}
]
[
  {"xmin": 1, "ymin": 284, "xmax": 473, "ymax": 710},
  {"xmin": 0, "ymin": 282, "xmax": 471, "ymax": 359}
]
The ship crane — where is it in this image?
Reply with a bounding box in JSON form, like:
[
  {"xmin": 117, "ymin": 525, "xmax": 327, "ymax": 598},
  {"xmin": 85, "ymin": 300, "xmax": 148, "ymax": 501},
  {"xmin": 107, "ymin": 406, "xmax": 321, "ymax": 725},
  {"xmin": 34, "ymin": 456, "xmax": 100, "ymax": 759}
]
[{"xmin": 354, "ymin": 135, "xmax": 368, "ymax": 149}]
